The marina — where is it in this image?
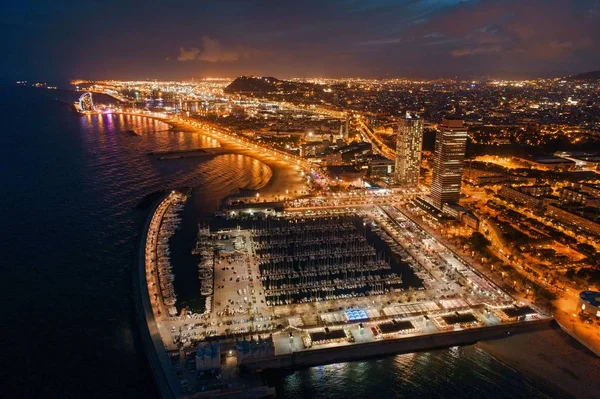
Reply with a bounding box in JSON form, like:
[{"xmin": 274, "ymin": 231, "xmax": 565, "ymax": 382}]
[
  {"xmin": 13, "ymin": 76, "xmax": 599, "ymax": 399},
  {"xmin": 145, "ymin": 191, "xmax": 187, "ymax": 318},
  {"xmin": 252, "ymin": 215, "xmax": 407, "ymax": 305},
  {"xmin": 140, "ymin": 194, "xmax": 553, "ymax": 397},
  {"xmin": 194, "ymin": 225, "xmax": 215, "ymax": 304}
]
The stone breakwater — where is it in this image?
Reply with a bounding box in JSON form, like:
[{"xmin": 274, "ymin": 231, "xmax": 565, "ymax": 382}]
[{"xmin": 134, "ymin": 192, "xmax": 181, "ymax": 399}]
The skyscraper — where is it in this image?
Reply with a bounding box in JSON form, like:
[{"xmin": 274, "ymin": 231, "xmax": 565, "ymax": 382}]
[
  {"xmin": 430, "ymin": 117, "xmax": 468, "ymax": 208},
  {"xmin": 395, "ymin": 113, "xmax": 424, "ymax": 187}
]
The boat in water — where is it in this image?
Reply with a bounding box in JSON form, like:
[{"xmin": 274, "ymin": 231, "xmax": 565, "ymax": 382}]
[{"xmin": 195, "ymin": 224, "xmax": 215, "ymax": 297}]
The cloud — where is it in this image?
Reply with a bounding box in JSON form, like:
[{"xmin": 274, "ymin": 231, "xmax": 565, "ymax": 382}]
[
  {"xmin": 177, "ymin": 36, "xmax": 264, "ymax": 63},
  {"xmin": 451, "ymin": 45, "xmax": 502, "ymax": 57},
  {"xmin": 453, "ymin": 39, "xmax": 592, "ymax": 59},
  {"xmin": 524, "ymin": 38, "xmax": 594, "ymax": 60},
  {"xmin": 177, "ymin": 47, "xmax": 201, "ymax": 61},
  {"xmin": 413, "ymin": 0, "xmax": 599, "ymax": 61},
  {"xmin": 354, "ymin": 37, "xmax": 411, "ymax": 46}
]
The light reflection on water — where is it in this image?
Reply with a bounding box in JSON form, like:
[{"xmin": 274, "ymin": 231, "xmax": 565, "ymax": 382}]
[
  {"xmin": 1, "ymin": 88, "xmax": 284, "ymax": 398},
  {"xmin": 267, "ymin": 345, "xmax": 557, "ymax": 399},
  {"xmin": 78, "ymin": 113, "xmax": 274, "ymax": 313}
]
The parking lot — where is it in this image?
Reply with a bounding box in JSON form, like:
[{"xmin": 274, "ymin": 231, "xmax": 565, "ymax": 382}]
[{"xmin": 212, "ymin": 230, "xmax": 270, "ymax": 333}]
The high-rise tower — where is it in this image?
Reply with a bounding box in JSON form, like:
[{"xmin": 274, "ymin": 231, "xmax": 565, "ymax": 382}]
[
  {"xmin": 430, "ymin": 117, "xmax": 468, "ymax": 208},
  {"xmin": 395, "ymin": 113, "xmax": 424, "ymax": 187}
]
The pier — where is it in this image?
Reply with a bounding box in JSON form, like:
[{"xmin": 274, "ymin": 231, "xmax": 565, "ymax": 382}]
[
  {"xmin": 149, "ymin": 148, "xmax": 232, "ymax": 160},
  {"xmin": 135, "ymin": 191, "xmax": 186, "ymax": 399},
  {"xmin": 145, "ymin": 192, "xmax": 186, "ymax": 317}
]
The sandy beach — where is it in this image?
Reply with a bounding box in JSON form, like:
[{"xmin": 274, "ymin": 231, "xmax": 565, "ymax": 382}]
[
  {"xmin": 166, "ymin": 118, "xmax": 307, "ymax": 199},
  {"xmin": 115, "ymin": 112, "xmax": 307, "ymax": 199},
  {"xmin": 478, "ymin": 326, "xmax": 600, "ymax": 399}
]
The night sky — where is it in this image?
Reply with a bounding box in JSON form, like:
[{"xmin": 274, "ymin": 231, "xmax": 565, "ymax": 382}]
[{"xmin": 2, "ymin": 0, "xmax": 599, "ymax": 81}]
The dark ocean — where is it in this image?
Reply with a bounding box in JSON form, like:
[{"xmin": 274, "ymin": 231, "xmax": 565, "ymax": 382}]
[{"xmin": 0, "ymin": 86, "xmax": 561, "ymax": 398}]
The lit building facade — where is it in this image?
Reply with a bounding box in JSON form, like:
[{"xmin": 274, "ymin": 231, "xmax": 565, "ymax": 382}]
[
  {"xmin": 395, "ymin": 113, "xmax": 424, "ymax": 187},
  {"xmin": 431, "ymin": 117, "xmax": 468, "ymax": 208},
  {"xmin": 498, "ymin": 185, "xmax": 551, "ymax": 209},
  {"xmin": 545, "ymin": 204, "xmax": 600, "ymax": 236}
]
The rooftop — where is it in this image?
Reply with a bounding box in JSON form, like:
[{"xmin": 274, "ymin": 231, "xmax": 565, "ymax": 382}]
[
  {"xmin": 502, "ymin": 306, "xmax": 536, "ymax": 318},
  {"xmin": 580, "ymin": 291, "xmax": 600, "ymax": 307},
  {"xmin": 378, "ymin": 321, "xmax": 415, "ymax": 334},
  {"xmin": 309, "ymin": 329, "xmax": 346, "ymax": 343},
  {"xmin": 442, "ymin": 313, "xmax": 478, "ymax": 325}
]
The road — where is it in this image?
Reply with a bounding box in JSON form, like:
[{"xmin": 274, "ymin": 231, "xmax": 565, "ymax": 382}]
[{"xmin": 356, "ymin": 118, "xmax": 396, "ymax": 160}]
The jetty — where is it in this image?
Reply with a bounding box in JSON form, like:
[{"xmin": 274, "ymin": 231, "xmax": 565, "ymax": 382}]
[{"xmin": 149, "ymin": 148, "xmax": 231, "ymax": 160}]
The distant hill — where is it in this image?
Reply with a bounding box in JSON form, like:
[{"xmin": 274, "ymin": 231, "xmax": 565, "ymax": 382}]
[
  {"xmin": 565, "ymin": 71, "xmax": 600, "ymax": 81},
  {"xmin": 224, "ymin": 76, "xmax": 281, "ymax": 93},
  {"xmin": 224, "ymin": 75, "xmax": 318, "ymax": 95}
]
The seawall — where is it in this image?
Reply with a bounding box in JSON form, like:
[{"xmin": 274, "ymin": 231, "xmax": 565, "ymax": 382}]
[
  {"xmin": 133, "ymin": 193, "xmax": 180, "ymax": 399},
  {"xmin": 241, "ymin": 318, "xmax": 552, "ymax": 371}
]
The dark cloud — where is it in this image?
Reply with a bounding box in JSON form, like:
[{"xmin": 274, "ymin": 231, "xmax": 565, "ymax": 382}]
[
  {"xmin": 415, "ymin": 0, "xmax": 599, "ymax": 61},
  {"xmin": 451, "ymin": 45, "xmax": 503, "ymax": 57},
  {"xmin": 1, "ymin": 0, "xmax": 599, "ymax": 80},
  {"xmin": 177, "ymin": 37, "xmax": 267, "ymax": 63}
]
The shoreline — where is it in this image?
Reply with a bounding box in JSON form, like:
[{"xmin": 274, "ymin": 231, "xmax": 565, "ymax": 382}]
[
  {"xmin": 166, "ymin": 119, "xmax": 305, "ymax": 198},
  {"xmin": 121, "ymin": 111, "xmax": 307, "ymax": 200},
  {"xmin": 129, "ymin": 113, "xmax": 307, "ymax": 398},
  {"xmin": 395, "ymin": 201, "xmax": 600, "ymax": 396},
  {"xmin": 478, "ymin": 326, "xmax": 600, "ymax": 399}
]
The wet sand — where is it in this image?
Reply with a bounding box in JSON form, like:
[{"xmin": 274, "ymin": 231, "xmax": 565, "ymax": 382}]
[{"xmin": 478, "ymin": 326, "xmax": 600, "ymax": 399}]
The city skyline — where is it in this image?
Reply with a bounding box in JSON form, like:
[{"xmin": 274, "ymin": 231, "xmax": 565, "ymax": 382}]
[
  {"xmin": 47, "ymin": 76, "xmax": 598, "ymax": 398},
  {"xmin": 3, "ymin": 1, "xmax": 600, "ymax": 397}
]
